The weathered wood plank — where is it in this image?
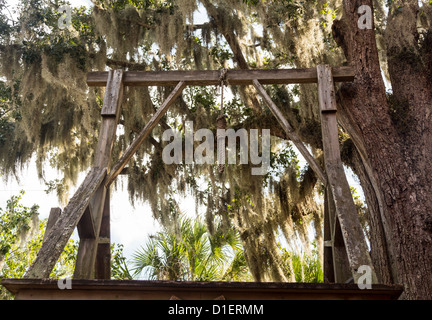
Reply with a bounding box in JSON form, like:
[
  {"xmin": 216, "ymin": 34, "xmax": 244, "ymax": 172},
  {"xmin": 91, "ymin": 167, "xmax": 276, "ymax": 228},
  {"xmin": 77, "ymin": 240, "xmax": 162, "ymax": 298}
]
[
  {"xmin": 2, "ymin": 279, "xmax": 403, "ymax": 300},
  {"xmin": 326, "ymin": 186, "xmax": 352, "ymax": 283},
  {"xmin": 332, "ymin": 221, "xmax": 352, "ymax": 283},
  {"xmin": 24, "ymin": 167, "xmax": 107, "ymax": 279},
  {"xmin": 253, "ymin": 79, "xmax": 328, "ymax": 186},
  {"xmin": 76, "ymin": 206, "xmax": 96, "ymax": 239},
  {"xmin": 74, "ymin": 185, "xmax": 108, "ymax": 279},
  {"xmin": 94, "ymin": 74, "xmax": 124, "ymax": 168},
  {"xmin": 323, "ymin": 189, "xmax": 335, "ymax": 283},
  {"xmin": 42, "ymin": 208, "xmax": 62, "ymax": 245},
  {"xmin": 74, "ymin": 238, "xmax": 98, "ymax": 279},
  {"xmin": 93, "ymin": 119, "xmax": 119, "ymax": 169},
  {"xmin": 95, "ymin": 243, "xmax": 111, "ymax": 280},
  {"xmin": 77, "ymin": 114, "xmax": 115, "ymax": 277},
  {"xmin": 75, "ymin": 70, "xmax": 124, "ymax": 279},
  {"xmin": 317, "ymin": 65, "xmax": 338, "ymax": 112},
  {"xmin": 101, "ymin": 70, "xmax": 124, "ymax": 117},
  {"xmin": 89, "ymin": 185, "xmax": 107, "ymax": 233},
  {"xmin": 73, "ymin": 186, "xmax": 108, "ymax": 279},
  {"xmin": 105, "ymin": 81, "xmax": 187, "ymax": 187},
  {"xmin": 325, "ymin": 160, "xmax": 373, "ymax": 283},
  {"xmin": 87, "ymin": 66, "xmax": 355, "ymax": 87},
  {"xmin": 317, "ymin": 64, "xmax": 377, "ymax": 284},
  {"xmin": 95, "ymin": 192, "xmax": 111, "ymax": 279}
]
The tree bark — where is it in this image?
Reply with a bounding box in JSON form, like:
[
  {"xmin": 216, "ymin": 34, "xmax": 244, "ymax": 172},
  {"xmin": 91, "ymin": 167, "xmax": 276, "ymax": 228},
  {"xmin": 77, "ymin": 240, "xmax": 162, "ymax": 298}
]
[
  {"xmin": 339, "ymin": 133, "xmax": 394, "ymax": 285},
  {"xmin": 333, "ymin": 0, "xmax": 432, "ymax": 299}
]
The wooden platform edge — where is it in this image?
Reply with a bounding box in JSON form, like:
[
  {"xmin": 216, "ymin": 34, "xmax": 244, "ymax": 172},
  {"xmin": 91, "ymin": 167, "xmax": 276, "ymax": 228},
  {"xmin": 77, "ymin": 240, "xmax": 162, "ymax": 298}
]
[{"xmin": 1, "ymin": 279, "xmax": 403, "ymax": 300}]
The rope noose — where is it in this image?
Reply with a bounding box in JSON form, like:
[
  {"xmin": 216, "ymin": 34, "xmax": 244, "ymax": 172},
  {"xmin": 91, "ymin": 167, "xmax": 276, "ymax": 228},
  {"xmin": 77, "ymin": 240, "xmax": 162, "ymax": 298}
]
[{"xmin": 217, "ymin": 69, "xmax": 228, "ymax": 174}]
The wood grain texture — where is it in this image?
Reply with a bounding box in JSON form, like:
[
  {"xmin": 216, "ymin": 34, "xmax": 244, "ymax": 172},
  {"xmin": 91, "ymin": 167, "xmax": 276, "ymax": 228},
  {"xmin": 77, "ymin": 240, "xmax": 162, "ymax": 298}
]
[
  {"xmin": 2, "ymin": 279, "xmax": 403, "ymax": 300},
  {"xmin": 317, "ymin": 64, "xmax": 377, "ymax": 284},
  {"xmin": 93, "ymin": 73, "xmax": 124, "ymax": 168},
  {"xmin": 101, "ymin": 70, "xmax": 124, "ymax": 116},
  {"xmin": 75, "ymin": 70, "xmax": 124, "ymax": 279},
  {"xmin": 317, "ymin": 65, "xmax": 338, "ymax": 112},
  {"xmin": 87, "ymin": 67, "xmax": 355, "ymax": 87},
  {"xmin": 42, "ymin": 208, "xmax": 61, "ymax": 245},
  {"xmin": 95, "ymin": 193, "xmax": 111, "ymax": 279},
  {"xmin": 76, "ymin": 206, "xmax": 96, "ymax": 239},
  {"xmin": 326, "ymin": 186, "xmax": 352, "ymax": 283},
  {"xmin": 24, "ymin": 167, "xmax": 107, "ymax": 279}
]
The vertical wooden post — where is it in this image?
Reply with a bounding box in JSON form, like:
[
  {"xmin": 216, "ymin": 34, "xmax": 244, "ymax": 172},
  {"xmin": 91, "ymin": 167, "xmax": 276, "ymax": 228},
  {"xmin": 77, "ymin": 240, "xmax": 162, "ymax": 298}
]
[
  {"xmin": 326, "ymin": 186, "xmax": 352, "ymax": 283},
  {"xmin": 74, "ymin": 69, "xmax": 124, "ymax": 279},
  {"xmin": 96, "ymin": 192, "xmax": 111, "ymax": 279},
  {"xmin": 323, "ymin": 189, "xmax": 335, "ymax": 283},
  {"xmin": 317, "ymin": 64, "xmax": 378, "ymax": 284}
]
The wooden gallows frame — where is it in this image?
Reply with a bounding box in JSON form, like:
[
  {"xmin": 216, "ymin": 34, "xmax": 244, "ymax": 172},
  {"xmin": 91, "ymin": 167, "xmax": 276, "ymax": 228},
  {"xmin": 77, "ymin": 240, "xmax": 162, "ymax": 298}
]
[{"xmin": 24, "ymin": 65, "xmax": 378, "ymax": 285}]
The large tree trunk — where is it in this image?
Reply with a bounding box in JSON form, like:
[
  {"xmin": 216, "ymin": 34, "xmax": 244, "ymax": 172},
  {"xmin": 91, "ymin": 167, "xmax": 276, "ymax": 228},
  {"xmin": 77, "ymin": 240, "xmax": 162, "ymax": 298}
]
[
  {"xmin": 339, "ymin": 134, "xmax": 394, "ymax": 285},
  {"xmin": 333, "ymin": 0, "xmax": 432, "ymax": 299}
]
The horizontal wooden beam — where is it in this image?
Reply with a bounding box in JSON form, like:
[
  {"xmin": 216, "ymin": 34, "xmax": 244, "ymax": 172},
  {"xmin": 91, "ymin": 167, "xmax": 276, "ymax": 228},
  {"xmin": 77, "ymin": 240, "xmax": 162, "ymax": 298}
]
[{"xmin": 87, "ymin": 66, "xmax": 354, "ymax": 87}]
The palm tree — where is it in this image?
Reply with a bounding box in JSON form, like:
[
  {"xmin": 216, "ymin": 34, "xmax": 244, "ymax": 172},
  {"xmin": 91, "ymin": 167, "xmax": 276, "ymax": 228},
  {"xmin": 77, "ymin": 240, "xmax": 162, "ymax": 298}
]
[
  {"xmin": 131, "ymin": 232, "xmax": 184, "ymax": 280},
  {"xmin": 131, "ymin": 217, "xmax": 251, "ymax": 281},
  {"xmin": 279, "ymin": 241, "xmax": 323, "ymax": 283}
]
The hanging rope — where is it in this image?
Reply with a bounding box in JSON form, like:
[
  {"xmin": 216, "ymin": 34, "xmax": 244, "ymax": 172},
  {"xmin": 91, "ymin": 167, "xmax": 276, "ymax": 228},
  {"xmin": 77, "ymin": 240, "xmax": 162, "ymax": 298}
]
[{"xmin": 217, "ymin": 69, "xmax": 228, "ymax": 174}]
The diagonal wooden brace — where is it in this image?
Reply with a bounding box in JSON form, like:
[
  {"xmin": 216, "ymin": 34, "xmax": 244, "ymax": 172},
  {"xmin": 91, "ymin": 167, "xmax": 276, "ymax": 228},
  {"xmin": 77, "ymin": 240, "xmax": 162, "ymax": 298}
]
[
  {"xmin": 253, "ymin": 79, "xmax": 328, "ymax": 186},
  {"xmin": 105, "ymin": 81, "xmax": 187, "ymax": 187},
  {"xmin": 24, "ymin": 167, "xmax": 107, "ymax": 279}
]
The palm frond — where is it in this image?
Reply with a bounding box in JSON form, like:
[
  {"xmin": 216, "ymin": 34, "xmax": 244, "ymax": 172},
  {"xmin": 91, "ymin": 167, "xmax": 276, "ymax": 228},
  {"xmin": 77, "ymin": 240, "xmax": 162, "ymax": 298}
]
[{"xmin": 131, "ymin": 215, "xmax": 252, "ymax": 281}]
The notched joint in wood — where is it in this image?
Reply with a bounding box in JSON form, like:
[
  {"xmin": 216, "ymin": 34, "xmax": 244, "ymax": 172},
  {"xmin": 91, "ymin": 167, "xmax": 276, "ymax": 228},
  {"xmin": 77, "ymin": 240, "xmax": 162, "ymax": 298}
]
[
  {"xmin": 324, "ymin": 240, "xmax": 333, "ymax": 247},
  {"xmin": 321, "ymin": 109, "xmax": 337, "ymax": 113}
]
